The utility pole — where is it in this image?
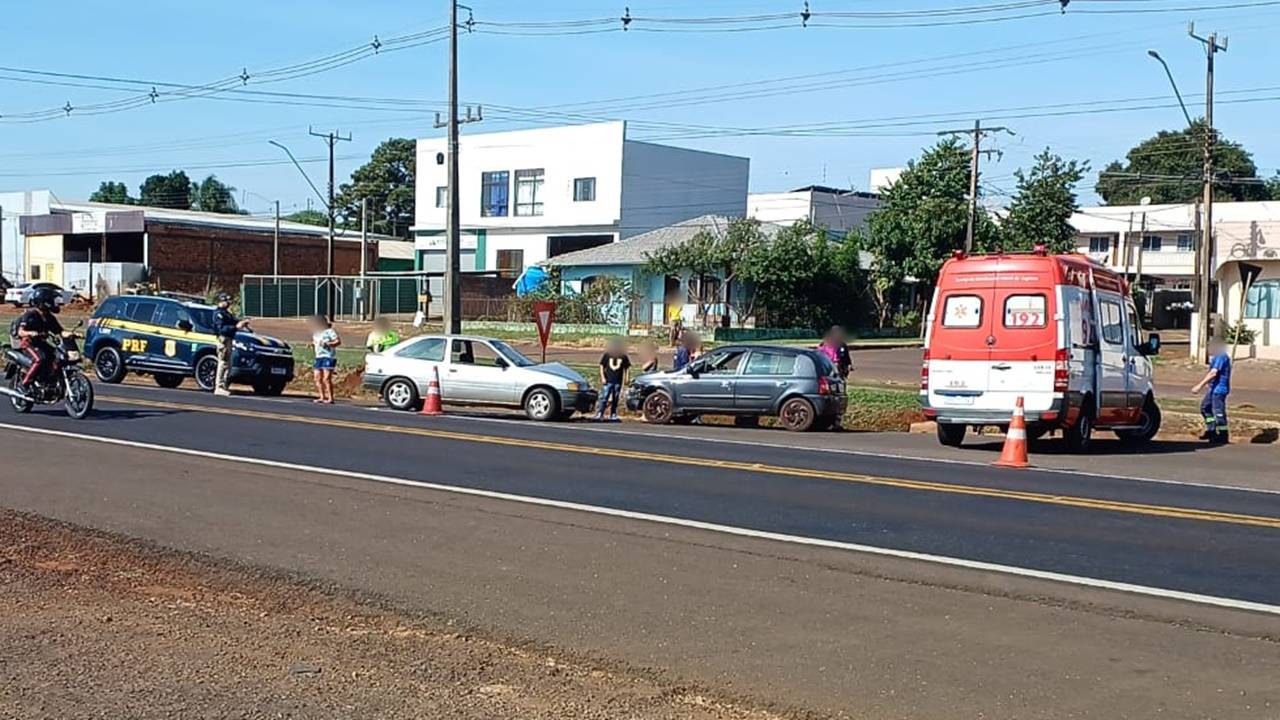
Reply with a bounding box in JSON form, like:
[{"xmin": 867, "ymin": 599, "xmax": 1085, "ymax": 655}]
[
  {"xmin": 273, "ymin": 200, "xmax": 281, "ymax": 276},
  {"xmin": 434, "ymin": 0, "xmax": 480, "ymax": 334},
  {"xmin": 1190, "ymin": 24, "xmax": 1226, "ymax": 363},
  {"xmin": 310, "ymin": 126, "xmax": 352, "ymax": 316},
  {"xmin": 938, "ymin": 120, "xmax": 1012, "ymax": 253},
  {"xmin": 360, "ymin": 197, "xmax": 369, "ymax": 320}
]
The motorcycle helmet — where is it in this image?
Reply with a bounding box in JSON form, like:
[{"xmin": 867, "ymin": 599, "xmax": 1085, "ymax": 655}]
[{"xmin": 30, "ymin": 286, "xmax": 61, "ymax": 312}]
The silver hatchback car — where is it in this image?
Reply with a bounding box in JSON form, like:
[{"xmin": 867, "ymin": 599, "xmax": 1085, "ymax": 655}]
[{"xmin": 363, "ymin": 334, "xmax": 597, "ymax": 421}]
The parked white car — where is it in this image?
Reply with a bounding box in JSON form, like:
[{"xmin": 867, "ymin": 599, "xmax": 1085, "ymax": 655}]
[
  {"xmin": 363, "ymin": 334, "xmax": 598, "ymax": 421},
  {"xmin": 5, "ymin": 282, "xmax": 74, "ymax": 308}
]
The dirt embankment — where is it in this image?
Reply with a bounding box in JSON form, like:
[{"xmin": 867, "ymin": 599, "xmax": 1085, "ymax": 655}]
[{"xmin": 0, "ymin": 511, "xmax": 795, "ymax": 720}]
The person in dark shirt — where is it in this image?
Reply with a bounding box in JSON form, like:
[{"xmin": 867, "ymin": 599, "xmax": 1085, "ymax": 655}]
[
  {"xmin": 831, "ymin": 325, "xmax": 852, "ymax": 379},
  {"xmin": 210, "ymin": 292, "xmax": 250, "ymax": 396},
  {"xmin": 14, "ymin": 287, "xmax": 64, "ymax": 387},
  {"xmin": 594, "ymin": 337, "xmax": 631, "ymax": 422}
]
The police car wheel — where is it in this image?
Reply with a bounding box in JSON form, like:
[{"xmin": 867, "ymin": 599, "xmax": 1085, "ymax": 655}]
[
  {"xmin": 93, "ymin": 346, "xmax": 126, "ymax": 384},
  {"xmin": 194, "ymin": 355, "xmax": 218, "ymax": 392},
  {"xmin": 154, "ymin": 373, "xmax": 184, "ymax": 389}
]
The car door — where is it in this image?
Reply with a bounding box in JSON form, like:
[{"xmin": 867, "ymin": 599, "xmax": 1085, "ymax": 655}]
[
  {"xmin": 151, "ymin": 302, "xmax": 198, "ymax": 374},
  {"xmin": 120, "ymin": 299, "xmax": 161, "ymax": 369},
  {"xmin": 1122, "ymin": 298, "xmax": 1151, "ymax": 423},
  {"xmin": 735, "ymin": 350, "xmax": 798, "ymax": 412},
  {"xmin": 1095, "ymin": 294, "xmax": 1129, "ymax": 425},
  {"xmin": 387, "ymin": 336, "xmax": 447, "ymax": 394},
  {"xmin": 447, "ymin": 339, "xmax": 518, "ymax": 404},
  {"xmin": 677, "ymin": 348, "xmax": 746, "ymax": 411}
]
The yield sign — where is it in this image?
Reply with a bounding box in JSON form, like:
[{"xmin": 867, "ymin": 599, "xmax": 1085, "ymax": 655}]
[
  {"xmin": 1239, "ymin": 262, "xmax": 1264, "ymax": 288},
  {"xmin": 532, "ymin": 300, "xmax": 556, "ymax": 350}
]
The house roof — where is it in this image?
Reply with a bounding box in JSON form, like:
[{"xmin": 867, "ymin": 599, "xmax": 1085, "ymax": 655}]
[
  {"xmin": 52, "ymin": 200, "xmax": 400, "ymax": 244},
  {"xmin": 548, "ymin": 215, "xmax": 788, "ymax": 268}
]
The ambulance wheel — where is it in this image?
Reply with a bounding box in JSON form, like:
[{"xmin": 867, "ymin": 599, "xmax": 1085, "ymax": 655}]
[
  {"xmin": 154, "ymin": 373, "xmax": 184, "ymax": 389},
  {"xmin": 1116, "ymin": 396, "xmax": 1161, "ymax": 445},
  {"xmin": 1064, "ymin": 407, "xmax": 1094, "ymax": 452},
  {"xmin": 936, "ymin": 423, "xmax": 966, "ymax": 447},
  {"xmin": 93, "ymin": 346, "xmax": 126, "ymax": 384}
]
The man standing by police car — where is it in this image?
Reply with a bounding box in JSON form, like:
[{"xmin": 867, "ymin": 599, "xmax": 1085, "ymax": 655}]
[{"xmin": 211, "ymin": 292, "xmax": 250, "ymax": 396}]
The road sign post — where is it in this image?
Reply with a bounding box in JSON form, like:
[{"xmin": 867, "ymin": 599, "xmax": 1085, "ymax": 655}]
[{"xmin": 532, "ymin": 300, "xmax": 556, "ymax": 364}]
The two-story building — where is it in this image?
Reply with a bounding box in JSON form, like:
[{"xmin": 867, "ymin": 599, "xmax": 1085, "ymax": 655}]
[
  {"xmin": 413, "ymin": 121, "xmax": 750, "ymax": 309},
  {"xmin": 1072, "ymin": 201, "xmax": 1280, "ymax": 358}
]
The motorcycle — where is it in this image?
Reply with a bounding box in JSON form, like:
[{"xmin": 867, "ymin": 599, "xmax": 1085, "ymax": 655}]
[{"xmin": 2, "ymin": 321, "xmax": 95, "ymax": 419}]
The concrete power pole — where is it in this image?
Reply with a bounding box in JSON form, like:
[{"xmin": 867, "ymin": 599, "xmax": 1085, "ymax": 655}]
[
  {"xmin": 310, "ymin": 126, "xmax": 352, "ymax": 317},
  {"xmin": 273, "ymin": 200, "xmax": 281, "ymax": 276},
  {"xmin": 435, "ymin": 0, "xmax": 480, "ymax": 334},
  {"xmin": 938, "ymin": 120, "xmax": 1012, "ymax": 253},
  {"xmin": 1190, "ymin": 24, "xmax": 1226, "ymax": 363}
]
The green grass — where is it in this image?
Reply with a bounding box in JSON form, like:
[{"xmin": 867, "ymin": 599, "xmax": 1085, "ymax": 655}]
[{"xmin": 293, "ymin": 346, "xmax": 368, "ymax": 370}]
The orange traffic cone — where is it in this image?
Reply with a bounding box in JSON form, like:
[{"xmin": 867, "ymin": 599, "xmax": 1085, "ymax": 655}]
[
  {"xmin": 420, "ymin": 365, "xmax": 444, "ymax": 416},
  {"xmin": 993, "ymin": 396, "xmax": 1030, "ymax": 469}
]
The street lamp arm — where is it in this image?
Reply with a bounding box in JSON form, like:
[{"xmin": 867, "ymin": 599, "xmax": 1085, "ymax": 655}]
[
  {"xmin": 1147, "ymin": 50, "xmax": 1195, "ymax": 128},
  {"xmin": 268, "ymin": 140, "xmax": 329, "ymax": 211}
]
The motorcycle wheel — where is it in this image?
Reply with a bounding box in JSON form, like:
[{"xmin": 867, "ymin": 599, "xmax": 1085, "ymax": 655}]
[
  {"xmin": 8, "ymin": 375, "xmax": 33, "ymax": 414},
  {"xmin": 64, "ymin": 371, "xmax": 94, "ymax": 419}
]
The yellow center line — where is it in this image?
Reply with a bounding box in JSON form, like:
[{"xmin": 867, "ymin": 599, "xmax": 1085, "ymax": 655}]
[{"xmin": 99, "ymin": 394, "xmax": 1280, "ymax": 530}]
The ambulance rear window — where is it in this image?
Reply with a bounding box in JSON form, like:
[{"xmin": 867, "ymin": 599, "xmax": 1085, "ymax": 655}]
[
  {"xmin": 942, "ymin": 295, "xmax": 982, "ymax": 328},
  {"xmin": 1003, "ymin": 294, "xmax": 1047, "ymax": 328}
]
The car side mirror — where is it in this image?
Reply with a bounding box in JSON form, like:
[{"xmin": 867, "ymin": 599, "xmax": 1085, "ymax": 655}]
[
  {"xmin": 177, "ymin": 320, "xmax": 193, "ymax": 332},
  {"xmin": 1140, "ymin": 333, "xmax": 1161, "ymax": 356},
  {"xmin": 495, "ymin": 357, "xmax": 509, "ymax": 369}
]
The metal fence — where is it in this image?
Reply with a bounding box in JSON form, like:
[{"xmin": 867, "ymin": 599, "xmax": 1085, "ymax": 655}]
[{"xmin": 241, "ymin": 274, "xmax": 423, "ymax": 321}]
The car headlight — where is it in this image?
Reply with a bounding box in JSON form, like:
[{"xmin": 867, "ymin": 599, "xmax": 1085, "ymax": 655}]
[{"xmin": 565, "ymin": 381, "xmax": 583, "ymax": 391}]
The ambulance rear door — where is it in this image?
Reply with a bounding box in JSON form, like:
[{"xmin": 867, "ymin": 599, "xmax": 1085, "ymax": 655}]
[{"xmin": 926, "ymin": 285, "xmax": 994, "ymax": 412}]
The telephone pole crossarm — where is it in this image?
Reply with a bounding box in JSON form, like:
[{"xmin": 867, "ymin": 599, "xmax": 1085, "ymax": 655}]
[{"xmin": 937, "ymin": 120, "xmax": 1013, "ymax": 253}]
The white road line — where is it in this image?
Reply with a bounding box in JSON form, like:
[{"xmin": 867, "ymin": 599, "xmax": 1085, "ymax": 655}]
[{"xmin": 2, "ymin": 421, "xmax": 1277, "ymax": 617}]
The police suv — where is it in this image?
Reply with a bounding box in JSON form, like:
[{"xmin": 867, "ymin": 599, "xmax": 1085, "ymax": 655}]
[{"xmin": 85, "ymin": 294, "xmax": 295, "ymax": 394}]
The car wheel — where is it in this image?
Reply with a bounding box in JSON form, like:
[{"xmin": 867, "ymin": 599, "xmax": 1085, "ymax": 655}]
[
  {"xmin": 383, "ymin": 378, "xmax": 419, "ymax": 411},
  {"xmin": 93, "ymin": 346, "xmax": 126, "ymax": 384},
  {"xmin": 194, "ymin": 355, "xmax": 219, "ymax": 392},
  {"xmin": 1116, "ymin": 395, "xmax": 1162, "ymax": 445},
  {"xmin": 937, "ymin": 423, "xmax": 966, "ymax": 447},
  {"xmin": 253, "ymin": 379, "xmax": 288, "ymax": 397},
  {"xmin": 1064, "ymin": 406, "xmax": 1094, "ymax": 452},
  {"xmin": 641, "ymin": 390, "xmax": 675, "ymax": 424},
  {"xmin": 779, "ymin": 397, "xmax": 817, "ymax": 432},
  {"xmin": 154, "ymin": 373, "xmax": 184, "ymax": 389},
  {"xmin": 524, "ymin": 387, "xmax": 559, "ymax": 422}
]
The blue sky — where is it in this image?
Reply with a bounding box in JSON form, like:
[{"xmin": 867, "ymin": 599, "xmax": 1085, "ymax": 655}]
[{"xmin": 2, "ymin": 0, "xmax": 1277, "ymax": 217}]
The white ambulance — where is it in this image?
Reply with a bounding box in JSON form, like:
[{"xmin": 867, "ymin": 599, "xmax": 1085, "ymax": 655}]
[{"xmin": 920, "ymin": 248, "xmax": 1162, "ymax": 451}]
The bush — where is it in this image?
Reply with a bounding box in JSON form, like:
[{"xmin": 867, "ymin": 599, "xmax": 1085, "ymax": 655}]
[{"xmin": 1221, "ymin": 320, "xmax": 1257, "ymax": 346}]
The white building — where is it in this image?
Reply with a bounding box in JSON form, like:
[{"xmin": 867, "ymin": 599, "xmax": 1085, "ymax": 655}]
[
  {"xmin": 0, "ymin": 190, "xmax": 52, "ymax": 284},
  {"xmin": 747, "ymin": 185, "xmax": 879, "ymax": 236},
  {"xmin": 1071, "ymin": 201, "xmax": 1280, "ymax": 358},
  {"xmin": 414, "ymin": 122, "xmax": 749, "ymax": 289}
]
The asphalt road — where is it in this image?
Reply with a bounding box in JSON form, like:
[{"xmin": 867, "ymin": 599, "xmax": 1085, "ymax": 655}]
[{"xmin": 4, "ymin": 384, "xmax": 1280, "ymax": 717}]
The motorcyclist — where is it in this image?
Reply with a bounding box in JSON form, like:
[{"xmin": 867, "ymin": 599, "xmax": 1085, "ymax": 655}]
[{"xmin": 15, "ymin": 287, "xmax": 66, "ymax": 388}]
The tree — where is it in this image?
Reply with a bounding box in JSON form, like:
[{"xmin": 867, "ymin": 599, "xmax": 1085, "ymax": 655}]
[
  {"xmin": 190, "ymin": 174, "xmax": 241, "ymax": 214},
  {"xmin": 644, "ymin": 217, "xmax": 769, "ymax": 326},
  {"xmin": 860, "ymin": 138, "xmax": 995, "ymax": 326},
  {"xmin": 138, "ymin": 170, "xmax": 193, "ymax": 209},
  {"xmin": 1266, "ymin": 172, "xmax": 1280, "ymax": 201},
  {"xmin": 1096, "ymin": 122, "xmax": 1270, "ymax": 205},
  {"xmin": 999, "ymin": 149, "xmax": 1088, "ymax": 253},
  {"xmin": 89, "ymin": 181, "xmax": 134, "ymax": 205},
  {"xmin": 745, "ymin": 220, "xmax": 839, "ymax": 328},
  {"xmin": 335, "ymin": 138, "xmax": 416, "ymax": 238},
  {"xmin": 283, "ymin": 209, "xmax": 329, "ymax": 227}
]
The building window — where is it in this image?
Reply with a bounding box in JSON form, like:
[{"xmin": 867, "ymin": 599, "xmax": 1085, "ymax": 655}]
[
  {"xmin": 1245, "ymin": 280, "xmax": 1280, "ymax": 319},
  {"xmin": 496, "ymin": 249, "xmax": 524, "ymax": 279},
  {"xmin": 481, "ymin": 171, "xmax": 509, "ymax": 217},
  {"xmin": 435, "ymin": 186, "xmax": 448, "ymax": 208},
  {"xmin": 514, "ymin": 169, "xmax": 545, "ymax": 217},
  {"xmin": 1088, "ymin": 236, "xmax": 1110, "ymax": 254},
  {"xmin": 1141, "ymin": 235, "xmax": 1162, "ymax": 252},
  {"xmin": 573, "ymin": 177, "xmax": 596, "ymax": 202},
  {"xmin": 1176, "ymin": 233, "xmax": 1193, "ymax": 252}
]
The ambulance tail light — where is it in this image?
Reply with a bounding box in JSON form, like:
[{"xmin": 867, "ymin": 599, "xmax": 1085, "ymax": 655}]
[
  {"xmin": 920, "ymin": 349, "xmax": 931, "ymax": 392},
  {"xmin": 1053, "ymin": 348, "xmax": 1070, "ymax": 393}
]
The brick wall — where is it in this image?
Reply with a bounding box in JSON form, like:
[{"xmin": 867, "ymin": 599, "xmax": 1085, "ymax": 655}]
[{"xmin": 146, "ymin": 222, "xmax": 371, "ymax": 294}]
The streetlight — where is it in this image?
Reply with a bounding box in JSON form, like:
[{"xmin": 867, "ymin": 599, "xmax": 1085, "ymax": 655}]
[
  {"xmin": 1147, "ymin": 50, "xmax": 1195, "ymax": 128},
  {"xmin": 268, "ymin": 141, "xmax": 327, "ymax": 210},
  {"xmin": 269, "ymin": 140, "xmax": 334, "ymax": 311}
]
